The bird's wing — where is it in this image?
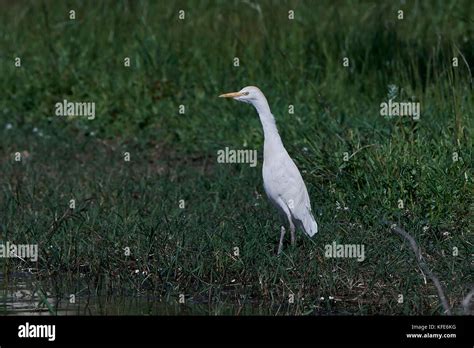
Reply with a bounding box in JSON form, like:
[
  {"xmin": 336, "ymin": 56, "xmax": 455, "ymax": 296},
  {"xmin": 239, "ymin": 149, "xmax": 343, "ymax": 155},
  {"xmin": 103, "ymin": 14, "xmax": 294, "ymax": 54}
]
[{"xmin": 267, "ymin": 153, "xmax": 318, "ymax": 237}]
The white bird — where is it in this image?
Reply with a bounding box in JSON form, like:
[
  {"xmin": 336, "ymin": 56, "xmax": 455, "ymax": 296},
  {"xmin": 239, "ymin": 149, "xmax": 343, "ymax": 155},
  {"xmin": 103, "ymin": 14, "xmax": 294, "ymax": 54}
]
[{"xmin": 219, "ymin": 86, "xmax": 318, "ymax": 254}]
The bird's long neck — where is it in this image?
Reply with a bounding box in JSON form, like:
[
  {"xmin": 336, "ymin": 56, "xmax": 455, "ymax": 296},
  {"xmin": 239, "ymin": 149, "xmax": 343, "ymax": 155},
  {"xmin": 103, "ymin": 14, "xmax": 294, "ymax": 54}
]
[{"xmin": 252, "ymin": 97, "xmax": 285, "ymax": 157}]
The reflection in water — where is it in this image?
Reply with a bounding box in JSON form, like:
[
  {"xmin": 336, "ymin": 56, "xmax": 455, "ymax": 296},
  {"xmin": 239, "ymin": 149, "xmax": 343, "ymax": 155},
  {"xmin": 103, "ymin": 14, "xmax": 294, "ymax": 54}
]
[
  {"xmin": 0, "ymin": 272, "xmax": 276, "ymax": 316},
  {"xmin": 1, "ymin": 272, "xmax": 57, "ymax": 315}
]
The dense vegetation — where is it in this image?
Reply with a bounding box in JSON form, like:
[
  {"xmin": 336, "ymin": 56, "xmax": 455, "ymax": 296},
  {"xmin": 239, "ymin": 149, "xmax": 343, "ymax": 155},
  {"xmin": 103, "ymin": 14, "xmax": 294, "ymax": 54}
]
[{"xmin": 0, "ymin": 0, "xmax": 472, "ymax": 314}]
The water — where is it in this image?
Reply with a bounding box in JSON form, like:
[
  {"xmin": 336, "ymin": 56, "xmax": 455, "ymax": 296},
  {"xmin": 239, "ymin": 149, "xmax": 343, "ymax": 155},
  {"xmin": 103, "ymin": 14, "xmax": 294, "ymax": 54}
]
[{"xmin": 0, "ymin": 272, "xmax": 277, "ymax": 315}]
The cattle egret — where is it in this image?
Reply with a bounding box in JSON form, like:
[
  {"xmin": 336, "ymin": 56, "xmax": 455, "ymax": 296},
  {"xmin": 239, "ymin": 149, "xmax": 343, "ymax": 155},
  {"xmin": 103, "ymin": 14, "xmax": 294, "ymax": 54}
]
[{"xmin": 219, "ymin": 86, "xmax": 318, "ymax": 254}]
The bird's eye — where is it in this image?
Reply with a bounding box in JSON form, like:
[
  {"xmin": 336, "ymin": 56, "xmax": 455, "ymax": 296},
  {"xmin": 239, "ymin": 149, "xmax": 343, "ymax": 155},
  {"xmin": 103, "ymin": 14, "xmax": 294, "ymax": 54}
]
[{"xmin": 243, "ymin": 92, "xmax": 249, "ymax": 95}]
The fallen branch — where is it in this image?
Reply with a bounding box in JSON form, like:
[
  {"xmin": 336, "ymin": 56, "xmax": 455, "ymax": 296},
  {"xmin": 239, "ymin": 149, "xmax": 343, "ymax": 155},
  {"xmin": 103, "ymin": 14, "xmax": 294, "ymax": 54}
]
[
  {"xmin": 461, "ymin": 288, "xmax": 474, "ymax": 315},
  {"xmin": 382, "ymin": 220, "xmax": 452, "ymax": 314}
]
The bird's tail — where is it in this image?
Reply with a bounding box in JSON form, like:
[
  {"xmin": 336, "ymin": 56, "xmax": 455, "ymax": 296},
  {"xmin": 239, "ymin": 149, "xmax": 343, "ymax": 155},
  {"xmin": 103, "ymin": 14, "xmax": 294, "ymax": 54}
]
[{"xmin": 302, "ymin": 210, "xmax": 318, "ymax": 237}]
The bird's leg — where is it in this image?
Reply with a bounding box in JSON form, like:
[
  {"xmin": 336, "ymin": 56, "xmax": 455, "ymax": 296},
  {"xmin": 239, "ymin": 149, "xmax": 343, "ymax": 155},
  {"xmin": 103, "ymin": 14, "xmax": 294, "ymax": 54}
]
[
  {"xmin": 290, "ymin": 221, "xmax": 296, "ymax": 246},
  {"xmin": 278, "ymin": 226, "xmax": 286, "ymax": 255}
]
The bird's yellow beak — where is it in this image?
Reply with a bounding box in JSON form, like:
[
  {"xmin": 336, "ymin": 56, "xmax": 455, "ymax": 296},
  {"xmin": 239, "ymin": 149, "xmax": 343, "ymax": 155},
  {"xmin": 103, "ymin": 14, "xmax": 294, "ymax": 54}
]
[{"xmin": 219, "ymin": 91, "xmax": 243, "ymax": 98}]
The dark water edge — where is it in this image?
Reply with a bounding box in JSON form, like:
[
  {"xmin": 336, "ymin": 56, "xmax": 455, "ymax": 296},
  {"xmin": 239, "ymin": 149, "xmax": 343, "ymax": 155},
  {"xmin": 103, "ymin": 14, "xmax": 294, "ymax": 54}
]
[{"xmin": 1, "ymin": 271, "xmax": 332, "ymax": 316}]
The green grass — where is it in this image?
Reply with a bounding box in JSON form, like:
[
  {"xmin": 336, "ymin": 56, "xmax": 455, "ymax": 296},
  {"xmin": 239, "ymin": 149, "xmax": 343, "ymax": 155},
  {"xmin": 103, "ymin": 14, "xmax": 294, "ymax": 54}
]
[{"xmin": 0, "ymin": 0, "xmax": 472, "ymax": 315}]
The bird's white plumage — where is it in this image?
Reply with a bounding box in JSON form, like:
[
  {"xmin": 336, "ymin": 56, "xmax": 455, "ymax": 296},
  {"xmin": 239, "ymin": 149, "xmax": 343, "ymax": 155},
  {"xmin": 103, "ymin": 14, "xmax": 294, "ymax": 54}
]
[
  {"xmin": 220, "ymin": 86, "xmax": 318, "ymax": 253},
  {"xmin": 262, "ymin": 145, "xmax": 318, "ymax": 238}
]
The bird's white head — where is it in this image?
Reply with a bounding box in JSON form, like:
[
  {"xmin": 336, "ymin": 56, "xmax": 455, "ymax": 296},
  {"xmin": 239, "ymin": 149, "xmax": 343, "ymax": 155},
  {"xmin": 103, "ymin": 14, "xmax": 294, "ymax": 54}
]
[{"xmin": 219, "ymin": 86, "xmax": 265, "ymax": 106}]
